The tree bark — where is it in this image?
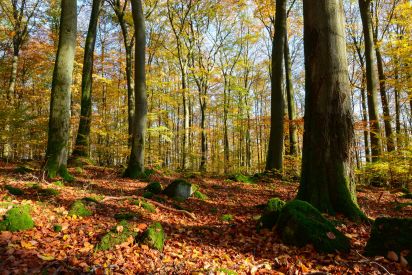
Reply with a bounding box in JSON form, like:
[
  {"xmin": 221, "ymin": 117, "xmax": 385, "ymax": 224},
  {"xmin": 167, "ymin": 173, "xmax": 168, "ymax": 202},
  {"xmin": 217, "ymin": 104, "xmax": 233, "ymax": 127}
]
[
  {"xmin": 45, "ymin": 0, "xmax": 77, "ymax": 179},
  {"xmin": 72, "ymin": 0, "xmax": 103, "ymax": 158},
  {"xmin": 266, "ymin": 0, "xmax": 286, "ymax": 172},
  {"xmin": 358, "ymin": 0, "xmax": 382, "ymax": 161},
  {"xmin": 298, "ymin": 0, "xmax": 365, "ymax": 220},
  {"xmin": 124, "ymin": 0, "xmax": 147, "ymax": 178}
]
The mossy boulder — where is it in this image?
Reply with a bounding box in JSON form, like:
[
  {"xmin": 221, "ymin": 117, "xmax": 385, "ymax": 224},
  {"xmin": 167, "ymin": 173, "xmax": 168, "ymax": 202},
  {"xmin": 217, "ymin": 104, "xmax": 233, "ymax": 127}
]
[
  {"xmin": 365, "ymin": 217, "xmax": 412, "ymax": 264},
  {"xmin": 114, "ymin": 212, "xmax": 140, "ymax": 221},
  {"xmin": 68, "ymin": 200, "xmax": 92, "ymax": 217},
  {"xmin": 258, "ymin": 198, "xmax": 285, "ymax": 229},
  {"xmin": 5, "ymin": 185, "xmax": 24, "ymax": 196},
  {"xmin": 138, "ymin": 222, "xmax": 165, "ymax": 251},
  {"xmin": 163, "ymin": 179, "xmax": 197, "ymax": 200},
  {"xmin": 0, "ymin": 205, "xmax": 34, "ymax": 232},
  {"xmin": 228, "ymin": 174, "xmax": 255, "ymax": 184},
  {"xmin": 38, "ymin": 188, "xmax": 60, "ymax": 197},
  {"xmin": 132, "ymin": 199, "xmax": 156, "ymax": 213},
  {"xmin": 97, "ymin": 221, "xmax": 137, "ymax": 250},
  {"xmin": 145, "ymin": 182, "xmax": 163, "ymax": 194},
  {"xmin": 276, "ymin": 200, "xmax": 350, "ymax": 253},
  {"xmin": 143, "ymin": 191, "xmax": 154, "ymax": 199}
]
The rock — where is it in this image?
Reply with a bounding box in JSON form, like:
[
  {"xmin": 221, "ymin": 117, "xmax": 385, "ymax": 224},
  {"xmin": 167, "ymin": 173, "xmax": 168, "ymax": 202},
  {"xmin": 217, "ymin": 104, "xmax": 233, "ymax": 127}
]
[
  {"xmin": 138, "ymin": 222, "xmax": 165, "ymax": 251},
  {"xmin": 387, "ymin": 251, "xmax": 398, "ymax": 262},
  {"xmin": 163, "ymin": 179, "xmax": 197, "ymax": 200},
  {"xmin": 145, "ymin": 182, "xmax": 163, "ymax": 194},
  {"xmin": 276, "ymin": 200, "xmax": 350, "ymax": 253},
  {"xmin": 258, "ymin": 198, "xmax": 285, "ymax": 230},
  {"xmin": 68, "ymin": 200, "xmax": 92, "ymax": 217},
  {"xmin": 365, "ymin": 217, "xmax": 412, "ymax": 265},
  {"xmin": 97, "ymin": 221, "xmax": 137, "ymax": 250},
  {"xmin": 0, "ymin": 205, "xmax": 34, "ymax": 232}
]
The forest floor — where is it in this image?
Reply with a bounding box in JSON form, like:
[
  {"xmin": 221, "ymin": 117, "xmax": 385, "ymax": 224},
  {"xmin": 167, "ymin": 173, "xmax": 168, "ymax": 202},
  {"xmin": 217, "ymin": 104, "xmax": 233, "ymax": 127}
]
[{"xmin": 0, "ymin": 162, "xmax": 411, "ymax": 274}]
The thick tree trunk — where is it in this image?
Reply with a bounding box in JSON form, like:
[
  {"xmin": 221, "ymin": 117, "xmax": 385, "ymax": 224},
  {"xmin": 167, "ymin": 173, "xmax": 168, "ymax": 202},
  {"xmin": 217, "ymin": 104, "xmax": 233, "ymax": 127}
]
[
  {"xmin": 358, "ymin": 0, "xmax": 382, "ymax": 161},
  {"xmin": 298, "ymin": 0, "xmax": 365, "ymax": 220},
  {"xmin": 284, "ymin": 34, "xmax": 298, "ymax": 156},
  {"xmin": 124, "ymin": 0, "xmax": 147, "ymax": 178},
  {"xmin": 266, "ymin": 0, "xmax": 286, "ymax": 172},
  {"xmin": 72, "ymin": 0, "xmax": 102, "ymax": 158},
  {"xmin": 45, "ymin": 0, "xmax": 77, "ymax": 179}
]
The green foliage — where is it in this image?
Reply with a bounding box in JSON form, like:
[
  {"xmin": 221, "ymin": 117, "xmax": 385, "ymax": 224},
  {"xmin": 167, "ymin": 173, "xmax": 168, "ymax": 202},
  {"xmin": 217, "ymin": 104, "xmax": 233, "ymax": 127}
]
[
  {"xmin": 143, "ymin": 191, "xmax": 154, "ymax": 199},
  {"xmin": 215, "ymin": 268, "xmax": 238, "ymax": 275},
  {"xmin": 145, "ymin": 182, "xmax": 162, "ymax": 194},
  {"xmin": 97, "ymin": 221, "xmax": 137, "ymax": 251},
  {"xmin": 138, "ymin": 222, "xmax": 165, "ymax": 251},
  {"xmin": 258, "ymin": 198, "xmax": 286, "ymax": 230},
  {"xmin": 132, "ymin": 199, "xmax": 156, "ymax": 213},
  {"xmin": 53, "ymin": 224, "xmax": 62, "ymax": 232},
  {"xmin": 193, "ymin": 190, "xmax": 208, "ymax": 200},
  {"xmin": 228, "ymin": 174, "xmax": 255, "ymax": 184},
  {"xmin": 356, "ymin": 149, "xmax": 412, "ymax": 187},
  {"xmin": 221, "ymin": 214, "xmax": 234, "ymax": 222},
  {"xmin": 5, "ymin": 185, "xmax": 24, "ymax": 196},
  {"xmin": 114, "ymin": 212, "xmax": 140, "ymax": 221},
  {"xmin": 52, "ymin": 181, "xmax": 64, "ymax": 187},
  {"xmin": 68, "ymin": 200, "xmax": 92, "ymax": 217},
  {"xmin": 276, "ymin": 200, "xmax": 350, "ymax": 253},
  {"xmin": 0, "ymin": 205, "xmax": 34, "ymax": 232}
]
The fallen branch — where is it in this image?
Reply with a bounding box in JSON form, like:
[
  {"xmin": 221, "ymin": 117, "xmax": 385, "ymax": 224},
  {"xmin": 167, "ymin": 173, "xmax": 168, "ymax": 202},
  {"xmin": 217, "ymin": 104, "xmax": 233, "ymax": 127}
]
[
  {"xmin": 102, "ymin": 195, "xmax": 196, "ymax": 220},
  {"xmin": 355, "ymin": 250, "xmax": 391, "ymax": 275}
]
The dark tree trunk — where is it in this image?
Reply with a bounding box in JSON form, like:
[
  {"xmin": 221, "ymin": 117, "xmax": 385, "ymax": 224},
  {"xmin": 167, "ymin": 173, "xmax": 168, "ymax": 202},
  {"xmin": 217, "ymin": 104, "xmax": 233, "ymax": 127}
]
[
  {"xmin": 45, "ymin": 0, "xmax": 77, "ymax": 179},
  {"xmin": 72, "ymin": 0, "xmax": 103, "ymax": 158},
  {"xmin": 298, "ymin": 0, "xmax": 365, "ymax": 220},
  {"xmin": 124, "ymin": 0, "xmax": 147, "ymax": 178},
  {"xmin": 266, "ymin": 0, "xmax": 287, "ymax": 172}
]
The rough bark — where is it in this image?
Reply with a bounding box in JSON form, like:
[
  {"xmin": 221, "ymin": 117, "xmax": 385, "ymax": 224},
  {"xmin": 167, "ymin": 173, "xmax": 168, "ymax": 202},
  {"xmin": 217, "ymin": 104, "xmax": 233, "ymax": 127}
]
[
  {"xmin": 298, "ymin": 0, "xmax": 365, "ymax": 220},
  {"xmin": 266, "ymin": 0, "xmax": 286, "ymax": 172},
  {"xmin": 358, "ymin": 0, "xmax": 382, "ymax": 161},
  {"xmin": 45, "ymin": 0, "xmax": 77, "ymax": 179},
  {"xmin": 124, "ymin": 0, "xmax": 147, "ymax": 178},
  {"xmin": 72, "ymin": 0, "xmax": 103, "ymax": 158}
]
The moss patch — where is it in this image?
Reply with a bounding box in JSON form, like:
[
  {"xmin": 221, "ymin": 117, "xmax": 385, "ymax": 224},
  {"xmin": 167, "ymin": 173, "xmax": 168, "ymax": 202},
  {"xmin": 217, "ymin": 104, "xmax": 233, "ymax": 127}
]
[
  {"xmin": 5, "ymin": 185, "xmax": 24, "ymax": 196},
  {"xmin": 53, "ymin": 224, "xmax": 62, "ymax": 232},
  {"xmin": 52, "ymin": 181, "xmax": 64, "ymax": 187},
  {"xmin": 145, "ymin": 182, "xmax": 162, "ymax": 194},
  {"xmin": 276, "ymin": 200, "xmax": 350, "ymax": 253},
  {"xmin": 132, "ymin": 199, "xmax": 156, "ymax": 213},
  {"xmin": 258, "ymin": 198, "xmax": 285, "ymax": 230},
  {"xmin": 143, "ymin": 191, "xmax": 154, "ymax": 199},
  {"xmin": 82, "ymin": 196, "xmax": 101, "ymax": 204},
  {"xmin": 38, "ymin": 188, "xmax": 60, "ymax": 197},
  {"xmin": 193, "ymin": 190, "xmax": 208, "ymax": 200},
  {"xmin": 114, "ymin": 212, "xmax": 140, "ymax": 221},
  {"xmin": 365, "ymin": 217, "xmax": 412, "ymax": 262},
  {"xmin": 97, "ymin": 221, "xmax": 137, "ymax": 250},
  {"xmin": 15, "ymin": 165, "xmax": 36, "ymax": 174},
  {"xmin": 68, "ymin": 200, "xmax": 92, "ymax": 217},
  {"xmin": 221, "ymin": 214, "xmax": 234, "ymax": 222},
  {"xmin": 0, "ymin": 205, "xmax": 34, "ymax": 232},
  {"xmin": 138, "ymin": 222, "xmax": 165, "ymax": 251},
  {"xmin": 228, "ymin": 174, "xmax": 255, "ymax": 184}
]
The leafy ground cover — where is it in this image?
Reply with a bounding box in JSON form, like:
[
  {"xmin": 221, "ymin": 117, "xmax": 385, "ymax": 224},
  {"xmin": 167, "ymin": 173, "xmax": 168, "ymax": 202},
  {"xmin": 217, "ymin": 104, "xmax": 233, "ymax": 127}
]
[{"xmin": 0, "ymin": 162, "xmax": 411, "ymax": 274}]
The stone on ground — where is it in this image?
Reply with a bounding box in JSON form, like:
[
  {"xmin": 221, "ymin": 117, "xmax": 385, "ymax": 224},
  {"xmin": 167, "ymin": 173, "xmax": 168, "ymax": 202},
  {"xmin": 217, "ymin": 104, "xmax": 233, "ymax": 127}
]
[
  {"xmin": 138, "ymin": 222, "xmax": 165, "ymax": 251},
  {"xmin": 258, "ymin": 197, "xmax": 285, "ymax": 229},
  {"xmin": 163, "ymin": 179, "xmax": 197, "ymax": 200},
  {"xmin": 0, "ymin": 205, "xmax": 34, "ymax": 232}
]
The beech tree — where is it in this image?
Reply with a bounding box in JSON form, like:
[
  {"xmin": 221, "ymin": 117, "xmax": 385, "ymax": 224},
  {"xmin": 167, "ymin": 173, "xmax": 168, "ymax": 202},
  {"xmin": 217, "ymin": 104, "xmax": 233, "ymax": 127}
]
[
  {"xmin": 298, "ymin": 0, "xmax": 365, "ymax": 220},
  {"xmin": 124, "ymin": 0, "xmax": 147, "ymax": 178}
]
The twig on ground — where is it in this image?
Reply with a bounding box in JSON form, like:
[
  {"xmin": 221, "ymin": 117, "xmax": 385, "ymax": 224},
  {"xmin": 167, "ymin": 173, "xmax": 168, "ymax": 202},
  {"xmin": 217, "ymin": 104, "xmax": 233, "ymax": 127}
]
[{"xmin": 355, "ymin": 250, "xmax": 391, "ymax": 274}]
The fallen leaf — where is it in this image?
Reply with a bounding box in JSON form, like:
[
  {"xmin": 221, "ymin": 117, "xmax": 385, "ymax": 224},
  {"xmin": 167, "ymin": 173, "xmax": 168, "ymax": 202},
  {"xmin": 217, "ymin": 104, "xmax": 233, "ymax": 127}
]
[{"xmin": 387, "ymin": 251, "xmax": 398, "ymax": 262}]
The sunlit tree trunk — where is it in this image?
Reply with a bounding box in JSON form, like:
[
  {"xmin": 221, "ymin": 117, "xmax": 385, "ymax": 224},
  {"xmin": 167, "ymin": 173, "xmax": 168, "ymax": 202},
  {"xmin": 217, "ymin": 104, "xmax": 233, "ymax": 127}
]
[
  {"xmin": 72, "ymin": 0, "xmax": 103, "ymax": 158},
  {"xmin": 298, "ymin": 0, "xmax": 365, "ymax": 220},
  {"xmin": 124, "ymin": 0, "xmax": 147, "ymax": 178},
  {"xmin": 266, "ymin": 0, "xmax": 286, "ymax": 172},
  {"xmin": 45, "ymin": 0, "xmax": 77, "ymax": 179},
  {"xmin": 358, "ymin": 0, "xmax": 382, "ymax": 161}
]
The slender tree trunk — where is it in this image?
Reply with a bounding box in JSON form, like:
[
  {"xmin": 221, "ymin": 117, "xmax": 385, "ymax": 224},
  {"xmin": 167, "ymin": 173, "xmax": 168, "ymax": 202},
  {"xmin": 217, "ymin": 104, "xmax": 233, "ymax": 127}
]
[
  {"xmin": 298, "ymin": 0, "xmax": 365, "ymax": 220},
  {"xmin": 359, "ymin": 0, "xmax": 382, "ymax": 161},
  {"xmin": 266, "ymin": 0, "xmax": 286, "ymax": 172},
  {"xmin": 284, "ymin": 34, "xmax": 298, "ymax": 156},
  {"xmin": 124, "ymin": 0, "xmax": 147, "ymax": 178},
  {"xmin": 394, "ymin": 66, "xmax": 401, "ymax": 148},
  {"xmin": 200, "ymin": 99, "xmax": 207, "ymax": 172},
  {"xmin": 45, "ymin": 0, "xmax": 77, "ymax": 179},
  {"xmin": 223, "ymin": 77, "xmax": 230, "ymax": 173},
  {"xmin": 72, "ymin": 0, "xmax": 103, "ymax": 158},
  {"xmin": 182, "ymin": 67, "xmax": 190, "ymax": 170},
  {"xmin": 360, "ymin": 84, "xmax": 371, "ymax": 163}
]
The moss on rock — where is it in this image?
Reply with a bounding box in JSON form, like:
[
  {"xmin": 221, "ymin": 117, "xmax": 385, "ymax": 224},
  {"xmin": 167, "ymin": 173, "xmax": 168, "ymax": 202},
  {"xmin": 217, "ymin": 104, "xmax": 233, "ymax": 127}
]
[
  {"xmin": 193, "ymin": 190, "xmax": 208, "ymax": 200},
  {"xmin": 258, "ymin": 198, "xmax": 285, "ymax": 230},
  {"xmin": 39, "ymin": 188, "xmax": 60, "ymax": 197},
  {"xmin": 0, "ymin": 205, "xmax": 34, "ymax": 232},
  {"xmin": 132, "ymin": 199, "xmax": 156, "ymax": 213},
  {"xmin": 276, "ymin": 200, "xmax": 350, "ymax": 253},
  {"xmin": 114, "ymin": 212, "xmax": 140, "ymax": 221},
  {"xmin": 97, "ymin": 221, "xmax": 137, "ymax": 250},
  {"xmin": 138, "ymin": 222, "xmax": 165, "ymax": 251},
  {"xmin": 5, "ymin": 185, "xmax": 24, "ymax": 196},
  {"xmin": 143, "ymin": 191, "xmax": 154, "ymax": 199},
  {"xmin": 365, "ymin": 217, "xmax": 412, "ymax": 262},
  {"xmin": 145, "ymin": 182, "xmax": 162, "ymax": 194},
  {"xmin": 68, "ymin": 200, "xmax": 92, "ymax": 217}
]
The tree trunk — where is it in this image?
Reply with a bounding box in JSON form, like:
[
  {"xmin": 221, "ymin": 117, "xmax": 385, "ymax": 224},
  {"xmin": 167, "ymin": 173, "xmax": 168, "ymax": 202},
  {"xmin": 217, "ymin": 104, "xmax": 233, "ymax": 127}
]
[
  {"xmin": 45, "ymin": 0, "xmax": 77, "ymax": 179},
  {"xmin": 199, "ymin": 100, "xmax": 207, "ymax": 172},
  {"xmin": 72, "ymin": 0, "xmax": 102, "ymax": 158},
  {"xmin": 124, "ymin": 0, "xmax": 147, "ymax": 178},
  {"xmin": 266, "ymin": 0, "xmax": 286, "ymax": 172},
  {"xmin": 284, "ymin": 34, "xmax": 298, "ymax": 156},
  {"xmin": 298, "ymin": 0, "xmax": 365, "ymax": 220},
  {"xmin": 358, "ymin": 0, "xmax": 382, "ymax": 161}
]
